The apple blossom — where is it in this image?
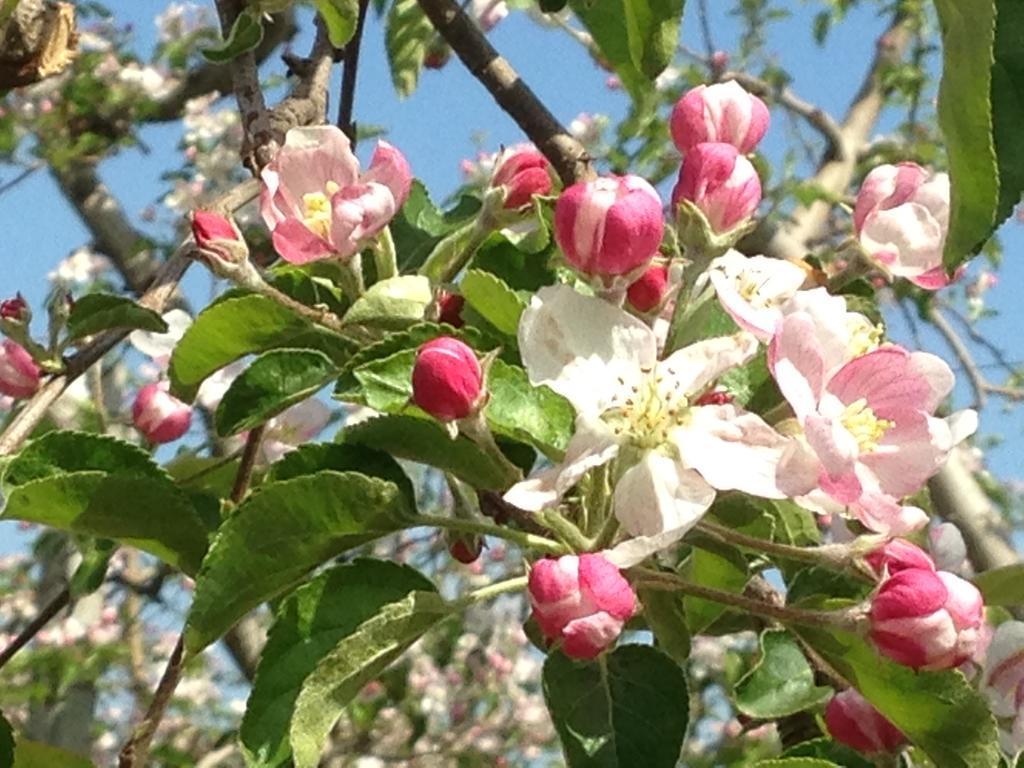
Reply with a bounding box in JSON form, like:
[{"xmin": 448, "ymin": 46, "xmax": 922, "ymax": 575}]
[
  {"xmin": 260, "ymin": 399, "xmax": 332, "ymax": 464},
  {"xmin": 528, "ymin": 553, "xmax": 636, "ymax": 659},
  {"xmin": 864, "ymin": 538, "xmax": 935, "ymax": 577},
  {"xmin": 260, "ymin": 125, "xmax": 412, "ymax": 264},
  {"xmin": 825, "ymin": 688, "xmax": 906, "ymax": 755},
  {"xmin": 706, "ymin": 250, "xmax": 808, "ymax": 340},
  {"xmin": 190, "ymin": 209, "xmax": 249, "ymax": 272},
  {"xmin": 854, "ymin": 162, "xmax": 952, "ymax": 290},
  {"xmin": 553, "ymin": 175, "xmax": 664, "ymax": 282},
  {"xmin": 673, "ymin": 142, "xmax": 761, "ymax": 236},
  {"xmin": 130, "ymin": 309, "xmax": 193, "ymax": 370},
  {"xmin": 670, "ymin": 80, "xmax": 770, "ymax": 155},
  {"xmin": 505, "ymin": 285, "xmax": 787, "ymax": 560},
  {"xmin": 412, "ymin": 337, "xmax": 483, "ymax": 422},
  {"xmin": 981, "ymin": 621, "xmax": 1024, "ymax": 756},
  {"xmin": 0, "ymin": 340, "xmax": 41, "ymax": 399},
  {"xmin": 869, "ymin": 567, "xmax": 984, "ymax": 670},
  {"xmin": 132, "ymin": 382, "xmax": 192, "ymax": 444},
  {"xmin": 490, "ymin": 149, "xmax": 553, "ymax": 209},
  {"xmin": 626, "ymin": 264, "xmax": 670, "ymax": 313}
]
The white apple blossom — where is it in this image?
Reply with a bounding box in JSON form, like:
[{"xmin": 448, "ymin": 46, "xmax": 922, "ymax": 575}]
[
  {"xmin": 130, "ymin": 309, "xmax": 193, "ymax": 368},
  {"xmin": 48, "ymin": 247, "xmax": 112, "ymax": 285},
  {"xmin": 706, "ymin": 249, "xmax": 808, "ymax": 341},
  {"xmin": 260, "ymin": 398, "xmax": 332, "ymax": 464},
  {"xmin": 504, "ymin": 284, "xmax": 787, "ymax": 564}
]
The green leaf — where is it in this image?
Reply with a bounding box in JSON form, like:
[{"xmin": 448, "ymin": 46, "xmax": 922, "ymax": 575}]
[
  {"xmin": 201, "ymin": 9, "xmax": 264, "ymax": 63},
  {"xmin": 0, "ymin": 711, "xmax": 12, "ymax": 768},
  {"xmin": 342, "ymin": 275, "xmax": 432, "ymax": 330},
  {"xmin": 543, "ymin": 645, "xmax": 689, "ymax": 768},
  {"xmin": 664, "ymin": 293, "xmax": 740, "ymax": 355},
  {"xmin": 683, "ymin": 542, "xmax": 748, "ymax": 634},
  {"xmin": 69, "ymin": 538, "xmax": 116, "ymax": 598},
  {"xmin": 12, "ymin": 738, "xmax": 95, "ymax": 768},
  {"xmin": 1, "ymin": 431, "xmax": 163, "ymax": 488},
  {"xmin": 391, "ymin": 182, "xmax": 481, "ymax": 272},
  {"xmin": 734, "ymin": 630, "xmax": 831, "ymax": 718},
  {"xmin": 2, "ymin": 474, "xmax": 209, "ymax": 575},
  {"xmin": 639, "ymin": 588, "xmax": 690, "ymax": 664},
  {"xmin": 341, "ymin": 414, "xmax": 521, "ymax": 490},
  {"xmin": 184, "ymin": 471, "xmax": 413, "ymax": 653},
  {"xmin": 385, "ymin": 0, "xmax": 432, "ymax": 98},
  {"xmin": 460, "ymin": 269, "xmax": 526, "ymax": 337},
  {"xmin": 65, "ymin": 294, "xmax": 167, "ymax": 341},
  {"xmin": 288, "ymin": 577, "xmax": 450, "ymax": 768},
  {"xmin": 214, "ymin": 349, "xmax": 338, "ymax": 436},
  {"xmin": 782, "ymin": 737, "xmax": 874, "ymax": 768},
  {"xmin": 241, "ymin": 559, "xmax": 443, "ymax": 768},
  {"xmin": 754, "ymin": 760, "xmax": 840, "ymax": 768},
  {"xmin": 973, "ymin": 563, "xmax": 1024, "ymax": 606},
  {"xmin": 798, "ymin": 627, "xmax": 1001, "ymax": 768},
  {"xmin": 485, "ymin": 359, "xmax": 575, "ymax": 459},
  {"xmin": 470, "ymin": 231, "xmax": 557, "ymax": 291},
  {"xmin": 313, "ymin": 0, "xmax": 359, "ymax": 47},
  {"xmin": 934, "ymin": 0, "xmax": 1024, "ymax": 268},
  {"xmin": 169, "ymin": 295, "xmax": 347, "ymax": 402},
  {"xmin": 267, "ymin": 442, "xmax": 414, "ymax": 505}
]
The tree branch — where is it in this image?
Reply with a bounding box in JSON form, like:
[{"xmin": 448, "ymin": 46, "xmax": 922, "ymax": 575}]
[
  {"xmin": 337, "ymin": 0, "xmax": 371, "ymax": 140},
  {"xmin": 416, "ymin": 0, "xmax": 592, "ymax": 185},
  {"xmin": 0, "ymin": 587, "xmax": 69, "ymax": 670}
]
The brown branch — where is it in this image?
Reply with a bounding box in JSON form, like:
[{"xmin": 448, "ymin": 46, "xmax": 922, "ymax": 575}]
[
  {"xmin": 928, "ymin": 304, "xmax": 988, "ymax": 409},
  {"xmin": 0, "ymin": 587, "xmax": 70, "ymax": 670},
  {"xmin": 230, "ymin": 425, "xmax": 265, "ymax": 504},
  {"xmin": 268, "ymin": 19, "xmax": 336, "ymax": 139},
  {"xmin": 0, "ymin": 178, "xmax": 259, "ymax": 458},
  {"xmin": 337, "ymin": 0, "xmax": 371, "ymax": 141},
  {"xmin": 117, "ymin": 633, "xmax": 185, "ymax": 768},
  {"xmin": 416, "ymin": 0, "xmax": 592, "ymax": 185}
]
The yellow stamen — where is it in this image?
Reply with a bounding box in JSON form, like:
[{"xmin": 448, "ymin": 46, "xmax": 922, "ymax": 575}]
[
  {"xmin": 841, "ymin": 398, "xmax": 892, "ymax": 453},
  {"xmin": 301, "ymin": 181, "xmax": 342, "ymax": 240}
]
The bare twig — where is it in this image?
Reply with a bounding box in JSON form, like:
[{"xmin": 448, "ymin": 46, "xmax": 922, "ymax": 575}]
[
  {"xmin": 0, "ymin": 161, "xmax": 43, "ymax": 198},
  {"xmin": 337, "ymin": 0, "xmax": 371, "ymax": 140},
  {"xmin": 230, "ymin": 425, "xmax": 265, "ymax": 504},
  {"xmin": 117, "ymin": 633, "xmax": 185, "ymax": 768},
  {"xmin": 0, "ymin": 587, "xmax": 70, "ymax": 670},
  {"xmin": 417, "ymin": 0, "xmax": 592, "ymax": 185},
  {"xmin": 928, "ymin": 304, "xmax": 988, "ymax": 409}
]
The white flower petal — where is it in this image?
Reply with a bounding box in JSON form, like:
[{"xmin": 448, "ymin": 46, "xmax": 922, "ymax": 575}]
[
  {"xmin": 658, "ymin": 332, "xmax": 758, "ymax": 397},
  {"xmin": 612, "ymin": 452, "xmax": 715, "ymax": 538},
  {"xmin": 130, "ymin": 309, "xmax": 193, "ymax": 362}
]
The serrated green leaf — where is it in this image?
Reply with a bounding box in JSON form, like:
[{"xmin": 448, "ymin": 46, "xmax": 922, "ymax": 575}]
[
  {"xmin": 0, "ymin": 431, "xmax": 163, "ymax": 489},
  {"xmin": 289, "ymin": 583, "xmax": 450, "ymax": 768},
  {"xmin": 797, "ymin": 627, "xmax": 1001, "ymax": 768},
  {"xmin": 314, "ymin": 0, "xmax": 359, "ymax": 47},
  {"xmin": 460, "ymin": 269, "xmax": 526, "ymax": 337},
  {"xmin": 391, "ymin": 182, "xmax": 481, "ymax": 272},
  {"xmin": 340, "ymin": 414, "xmax": 520, "ymax": 490},
  {"xmin": 342, "ymin": 275, "xmax": 432, "ymax": 329},
  {"xmin": 934, "ymin": 0, "xmax": 1024, "ymax": 268},
  {"xmin": 267, "ymin": 442, "xmax": 415, "ymax": 506},
  {"xmin": 184, "ymin": 471, "xmax": 412, "ymax": 653},
  {"xmin": 65, "ymin": 293, "xmax": 167, "ymax": 341},
  {"xmin": 385, "ymin": 0, "xmax": 432, "ymax": 97},
  {"xmin": 215, "ymin": 349, "xmax": 338, "ymax": 436},
  {"xmin": 201, "ymin": 9, "xmax": 264, "ymax": 63},
  {"xmin": 735, "ymin": 630, "xmax": 831, "ymax": 718},
  {"xmin": 169, "ymin": 295, "xmax": 349, "ymax": 402},
  {"xmin": 973, "ymin": 563, "xmax": 1024, "ymax": 606},
  {"xmin": 469, "ymin": 230, "xmax": 557, "ymax": 291},
  {"xmin": 485, "ymin": 359, "xmax": 575, "ymax": 459},
  {"xmin": 242, "ymin": 559, "xmax": 441, "ymax": 768},
  {"xmin": 543, "ymin": 645, "xmax": 689, "ymax": 768}
]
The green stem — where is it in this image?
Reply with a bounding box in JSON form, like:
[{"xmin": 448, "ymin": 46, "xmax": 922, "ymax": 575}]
[
  {"xmin": 458, "ymin": 575, "xmax": 528, "ymax": 608},
  {"xmin": 632, "ymin": 567, "xmax": 866, "ymax": 631},
  {"xmin": 457, "ymin": 412, "xmax": 523, "ymax": 486},
  {"xmin": 372, "ymin": 227, "xmax": 398, "ymax": 282},
  {"xmin": 535, "ymin": 509, "xmax": 592, "ymax": 552},
  {"xmin": 589, "ymin": 513, "xmax": 620, "ymax": 552},
  {"xmin": 415, "ymin": 514, "xmax": 567, "ymax": 555},
  {"xmin": 338, "ymin": 254, "xmax": 366, "ymax": 300}
]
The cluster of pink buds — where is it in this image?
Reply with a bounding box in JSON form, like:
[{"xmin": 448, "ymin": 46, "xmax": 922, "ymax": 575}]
[{"xmin": 866, "ymin": 539, "xmax": 984, "ymax": 671}]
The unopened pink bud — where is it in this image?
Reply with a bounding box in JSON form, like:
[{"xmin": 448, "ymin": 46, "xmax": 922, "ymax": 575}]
[
  {"xmin": 0, "ymin": 340, "xmax": 41, "ymax": 399},
  {"xmin": 528, "ymin": 553, "xmax": 636, "ymax": 660},
  {"xmin": 411, "ymin": 337, "xmax": 483, "ymax": 422},
  {"xmin": 554, "ymin": 175, "xmax": 664, "ymax": 280},
  {"xmin": 825, "ymin": 689, "xmax": 905, "ymax": 755},
  {"xmin": 0, "ymin": 294, "xmax": 29, "ymax": 323},
  {"xmin": 448, "ymin": 534, "xmax": 483, "ymax": 564},
  {"xmin": 670, "ymin": 81, "xmax": 770, "ymax": 155},
  {"xmin": 491, "ymin": 150, "xmax": 554, "ymax": 210},
  {"xmin": 672, "ymin": 142, "xmax": 762, "ymax": 233},
  {"xmin": 626, "ymin": 265, "xmax": 670, "ymax": 313},
  {"xmin": 190, "ymin": 210, "xmax": 249, "ymax": 268},
  {"xmin": 132, "ymin": 382, "xmax": 192, "ymax": 444},
  {"xmin": 436, "ymin": 290, "xmax": 465, "ymax": 328},
  {"xmin": 869, "ymin": 567, "xmax": 983, "ymax": 670},
  {"xmin": 865, "ymin": 539, "xmax": 935, "ymax": 577}
]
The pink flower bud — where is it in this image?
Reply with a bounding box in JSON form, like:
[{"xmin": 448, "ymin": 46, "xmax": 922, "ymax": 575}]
[
  {"xmin": 0, "ymin": 340, "xmax": 40, "ymax": 399},
  {"xmin": 853, "ymin": 163, "xmax": 951, "ymax": 290},
  {"xmin": 672, "ymin": 142, "xmax": 762, "ymax": 233},
  {"xmin": 869, "ymin": 567, "xmax": 984, "ymax": 670},
  {"xmin": 411, "ymin": 337, "xmax": 483, "ymax": 422},
  {"xmin": 448, "ymin": 534, "xmax": 483, "ymax": 564},
  {"xmin": 436, "ymin": 290, "xmax": 465, "ymax": 328},
  {"xmin": 132, "ymin": 382, "xmax": 192, "ymax": 444},
  {"xmin": 554, "ymin": 175, "xmax": 664, "ymax": 280},
  {"xmin": 626, "ymin": 264, "xmax": 670, "ymax": 313},
  {"xmin": 670, "ymin": 81, "xmax": 770, "ymax": 155},
  {"xmin": 0, "ymin": 294, "xmax": 29, "ymax": 323},
  {"xmin": 825, "ymin": 688, "xmax": 906, "ymax": 755},
  {"xmin": 491, "ymin": 150, "xmax": 554, "ymax": 210},
  {"xmin": 191, "ymin": 210, "xmax": 249, "ymax": 267},
  {"xmin": 864, "ymin": 539, "xmax": 935, "ymax": 578},
  {"xmin": 528, "ymin": 553, "xmax": 636, "ymax": 660}
]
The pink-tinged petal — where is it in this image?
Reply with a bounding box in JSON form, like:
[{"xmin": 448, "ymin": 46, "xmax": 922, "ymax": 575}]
[
  {"xmin": 769, "ymin": 312, "xmax": 826, "ymax": 419},
  {"xmin": 937, "ymin": 571, "xmax": 983, "ymax": 631},
  {"xmin": 708, "ymin": 251, "xmax": 807, "ymax": 341},
  {"xmin": 659, "ymin": 333, "xmax": 758, "ymax": 397},
  {"xmin": 946, "ymin": 409, "xmax": 978, "ymax": 445},
  {"xmin": 826, "ymin": 346, "xmax": 936, "ymax": 420},
  {"xmin": 825, "ymin": 688, "xmax": 906, "ymax": 755},
  {"xmin": 0, "ymin": 340, "xmax": 41, "ymax": 399},
  {"xmin": 331, "ymin": 182, "xmax": 398, "ymax": 248},
  {"xmin": 983, "ymin": 621, "xmax": 1024, "ymax": 718},
  {"xmin": 907, "ymin": 351, "xmax": 955, "ymax": 411},
  {"xmin": 555, "ymin": 178, "xmax": 615, "ymax": 271},
  {"xmin": 775, "ymin": 438, "xmax": 821, "ymax": 498},
  {"xmin": 259, "ymin": 167, "xmax": 289, "ymax": 226},
  {"xmin": 865, "ymin": 539, "xmax": 936, "ymax": 577},
  {"xmin": 276, "ymin": 125, "xmax": 360, "ymax": 202},
  {"xmin": 271, "ymin": 218, "xmax": 335, "ymax": 264},
  {"xmin": 861, "ymin": 412, "xmax": 944, "ymax": 497},
  {"xmin": 592, "ymin": 179, "xmax": 665, "ymax": 276},
  {"xmin": 672, "ymin": 405, "xmax": 787, "ymax": 497},
  {"xmin": 860, "ymin": 203, "xmax": 945, "ymax": 278},
  {"xmin": 849, "ymin": 492, "xmax": 928, "ymax": 535},
  {"xmin": 561, "ymin": 613, "xmax": 625, "ymax": 659},
  {"xmin": 853, "ymin": 164, "xmax": 900, "ymax": 233},
  {"xmin": 871, "ymin": 610, "xmax": 958, "ymax": 669},
  {"xmin": 804, "ymin": 413, "xmax": 861, "ymax": 502},
  {"xmin": 908, "ymin": 265, "xmax": 954, "ymax": 291},
  {"xmin": 363, "ymin": 140, "xmax": 412, "ymax": 209},
  {"xmin": 579, "ymin": 555, "xmax": 637, "ymax": 621},
  {"xmin": 612, "ymin": 452, "xmax": 715, "ymax": 538},
  {"xmin": 870, "ymin": 568, "xmax": 949, "ymax": 621}
]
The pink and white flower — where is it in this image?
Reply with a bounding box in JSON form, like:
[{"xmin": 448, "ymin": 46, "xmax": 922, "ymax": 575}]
[
  {"xmin": 132, "ymin": 382, "xmax": 192, "ymax": 444},
  {"xmin": 505, "ymin": 285, "xmax": 787, "ymax": 564},
  {"xmin": 854, "ymin": 163, "xmax": 952, "ymax": 290},
  {"xmin": 706, "ymin": 250, "xmax": 808, "ymax": 341},
  {"xmin": 260, "ymin": 125, "xmax": 412, "ymax": 264},
  {"xmin": 672, "ymin": 143, "xmax": 761, "ymax": 234},
  {"xmin": 670, "ymin": 80, "xmax": 770, "ymax": 155}
]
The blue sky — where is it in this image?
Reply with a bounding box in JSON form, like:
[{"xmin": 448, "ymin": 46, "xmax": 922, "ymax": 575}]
[{"xmin": 2, "ymin": 0, "xmax": 1022, "ymax": 483}]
